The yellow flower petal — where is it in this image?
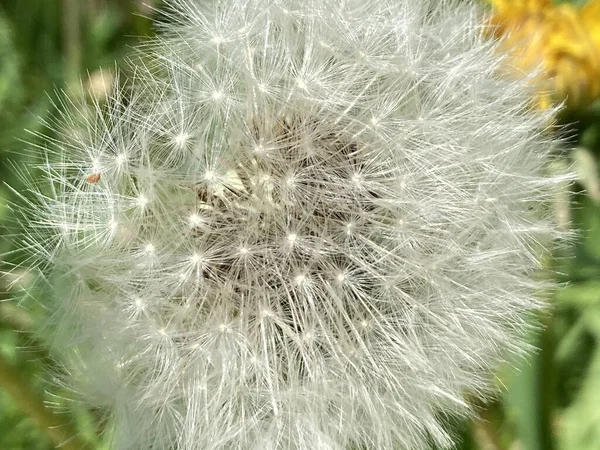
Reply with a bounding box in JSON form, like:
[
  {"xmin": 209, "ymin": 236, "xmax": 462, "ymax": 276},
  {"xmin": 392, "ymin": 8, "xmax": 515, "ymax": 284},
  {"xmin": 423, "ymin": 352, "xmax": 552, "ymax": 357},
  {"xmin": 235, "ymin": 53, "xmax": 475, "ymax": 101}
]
[{"xmin": 489, "ymin": 0, "xmax": 600, "ymax": 109}]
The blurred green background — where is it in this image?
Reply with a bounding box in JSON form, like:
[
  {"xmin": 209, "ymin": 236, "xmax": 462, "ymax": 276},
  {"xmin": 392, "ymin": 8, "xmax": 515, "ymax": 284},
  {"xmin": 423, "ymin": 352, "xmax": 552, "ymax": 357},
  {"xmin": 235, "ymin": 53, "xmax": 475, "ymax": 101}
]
[{"xmin": 0, "ymin": 0, "xmax": 600, "ymax": 449}]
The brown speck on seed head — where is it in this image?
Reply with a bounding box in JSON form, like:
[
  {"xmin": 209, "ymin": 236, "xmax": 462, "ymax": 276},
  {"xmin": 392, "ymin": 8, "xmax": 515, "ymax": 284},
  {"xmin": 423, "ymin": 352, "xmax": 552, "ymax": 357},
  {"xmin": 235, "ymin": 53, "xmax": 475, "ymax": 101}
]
[{"xmin": 86, "ymin": 172, "xmax": 101, "ymax": 184}]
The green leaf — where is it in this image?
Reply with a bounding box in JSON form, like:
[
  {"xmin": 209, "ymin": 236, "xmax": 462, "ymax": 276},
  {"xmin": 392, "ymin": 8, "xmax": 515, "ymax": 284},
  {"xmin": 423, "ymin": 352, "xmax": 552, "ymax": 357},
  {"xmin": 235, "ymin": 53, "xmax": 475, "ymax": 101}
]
[
  {"xmin": 572, "ymin": 194, "xmax": 600, "ymax": 265},
  {"xmin": 559, "ymin": 348, "xmax": 600, "ymax": 450},
  {"xmin": 555, "ymin": 282, "xmax": 600, "ymax": 308},
  {"xmin": 504, "ymin": 326, "xmax": 555, "ymax": 450}
]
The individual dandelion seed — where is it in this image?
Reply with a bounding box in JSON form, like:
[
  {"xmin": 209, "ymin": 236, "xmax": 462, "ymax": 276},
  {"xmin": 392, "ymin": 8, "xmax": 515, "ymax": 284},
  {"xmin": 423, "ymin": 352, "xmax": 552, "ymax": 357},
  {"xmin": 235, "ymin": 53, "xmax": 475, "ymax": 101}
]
[
  {"xmin": 86, "ymin": 172, "xmax": 102, "ymax": 184},
  {"xmin": 13, "ymin": 0, "xmax": 574, "ymax": 449}
]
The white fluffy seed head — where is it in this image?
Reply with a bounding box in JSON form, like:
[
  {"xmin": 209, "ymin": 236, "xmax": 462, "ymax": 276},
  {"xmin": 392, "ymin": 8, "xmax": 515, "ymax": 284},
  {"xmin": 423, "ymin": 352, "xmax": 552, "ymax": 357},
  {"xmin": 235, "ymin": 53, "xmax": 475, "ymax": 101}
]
[{"xmin": 14, "ymin": 0, "xmax": 572, "ymax": 449}]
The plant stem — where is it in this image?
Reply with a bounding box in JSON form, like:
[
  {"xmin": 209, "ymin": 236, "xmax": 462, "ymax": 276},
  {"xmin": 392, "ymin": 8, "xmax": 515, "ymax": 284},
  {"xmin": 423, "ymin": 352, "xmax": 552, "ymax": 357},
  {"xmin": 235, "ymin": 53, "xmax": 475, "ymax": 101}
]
[{"xmin": 61, "ymin": 0, "xmax": 81, "ymax": 84}]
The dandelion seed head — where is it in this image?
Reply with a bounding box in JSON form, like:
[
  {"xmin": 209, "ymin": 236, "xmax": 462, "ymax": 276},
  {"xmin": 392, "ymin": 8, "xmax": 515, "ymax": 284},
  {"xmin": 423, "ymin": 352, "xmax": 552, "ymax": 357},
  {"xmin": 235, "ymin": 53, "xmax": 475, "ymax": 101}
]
[
  {"xmin": 137, "ymin": 194, "xmax": 149, "ymax": 207},
  {"xmin": 294, "ymin": 273, "xmax": 307, "ymax": 286},
  {"xmin": 210, "ymin": 35, "xmax": 225, "ymax": 45},
  {"xmin": 203, "ymin": 170, "xmax": 216, "ymax": 182},
  {"xmin": 173, "ymin": 132, "xmax": 190, "ymax": 147},
  {"xmin": 115, "ymin": 153, "xmax": 127, "ymax": 165},
  {"xmin": 211, "ymin": 90, "xmax": 225, "ymax": 101},
  {"xmin": 15, "ymin": 0, "xmax": 572, "ymax": 449},
  {"xmin": 188, "ymin": 213, "xmax": 202, "ymax": 227},
  {"xmin": 107, "ymin": 218, "xmax": 118, "ymax": 232}
]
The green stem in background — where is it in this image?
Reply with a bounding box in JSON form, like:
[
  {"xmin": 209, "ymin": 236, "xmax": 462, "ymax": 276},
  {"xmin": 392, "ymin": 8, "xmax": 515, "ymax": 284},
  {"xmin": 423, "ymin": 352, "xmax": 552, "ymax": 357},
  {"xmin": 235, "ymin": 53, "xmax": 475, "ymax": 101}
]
[
  {"xmin": 0, "ymin": 352, "xmax": 87, "ymax": 450},
  {"xmin": 61, "ymin": 0, "xmax": 81, "ymax": 84},
  {"xmin": 538, "ymin": 316, "xmax": 557, "ymax": 450},
  {"xmin": 87, "ymin": 0, "xmax": 99, "ymax": 16},
  {"xmin": 506, "ymin": 318, "xmax": 556, "ymax": 450}
]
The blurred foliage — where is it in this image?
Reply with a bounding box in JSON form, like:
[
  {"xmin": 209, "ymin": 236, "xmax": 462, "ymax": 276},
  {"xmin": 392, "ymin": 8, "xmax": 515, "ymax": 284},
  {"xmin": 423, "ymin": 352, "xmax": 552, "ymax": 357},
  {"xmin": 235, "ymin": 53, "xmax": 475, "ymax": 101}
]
[
  {"xmin": 0, "ymin": 0, "xmax": 600, "ymax": 449},
  {"xmin": 0, "ymin": 1, "xmax": 158, "ymax": 448}
]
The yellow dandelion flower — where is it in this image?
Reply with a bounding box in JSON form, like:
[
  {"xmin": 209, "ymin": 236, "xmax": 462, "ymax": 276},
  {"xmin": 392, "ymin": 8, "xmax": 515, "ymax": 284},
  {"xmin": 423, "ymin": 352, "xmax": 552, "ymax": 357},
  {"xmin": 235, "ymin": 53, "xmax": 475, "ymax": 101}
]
[
  {"xmin": 582, "ymin": 0, "xmax": 600, "ymax": 48},
  {"xmin": 488, "ymin": 0, "xmax": 600, "ymax": 109}
]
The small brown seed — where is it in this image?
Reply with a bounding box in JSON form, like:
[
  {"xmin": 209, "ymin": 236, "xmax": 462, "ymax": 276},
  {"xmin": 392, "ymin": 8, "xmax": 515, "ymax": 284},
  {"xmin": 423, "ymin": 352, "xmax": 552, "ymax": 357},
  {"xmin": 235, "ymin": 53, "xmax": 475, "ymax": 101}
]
[{"xmin": 86, "ymin": 172, "xmax": 102, "ymax": 184}]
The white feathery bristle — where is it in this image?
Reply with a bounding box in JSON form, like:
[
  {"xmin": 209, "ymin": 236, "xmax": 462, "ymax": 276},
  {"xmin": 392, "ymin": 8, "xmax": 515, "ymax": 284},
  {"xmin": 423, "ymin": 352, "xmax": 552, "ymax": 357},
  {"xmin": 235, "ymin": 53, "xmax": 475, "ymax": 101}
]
[{"xmin": 13, "ymin": 0, "xmax": 572, "ymax": 449}]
